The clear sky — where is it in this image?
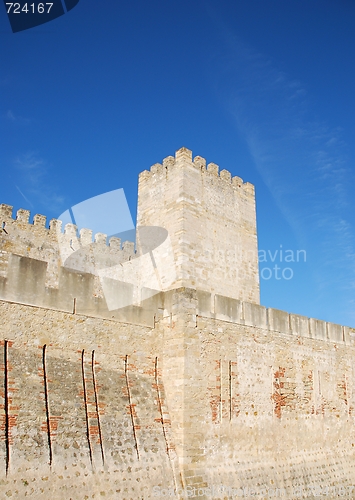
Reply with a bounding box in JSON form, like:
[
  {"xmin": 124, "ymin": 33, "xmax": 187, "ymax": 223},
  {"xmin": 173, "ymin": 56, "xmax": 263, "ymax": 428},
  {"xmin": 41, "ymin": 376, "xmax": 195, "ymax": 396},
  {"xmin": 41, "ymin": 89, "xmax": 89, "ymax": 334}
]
[{"xmin": 1, "ymin": 0, "xmax": 355, "ymax": 327}]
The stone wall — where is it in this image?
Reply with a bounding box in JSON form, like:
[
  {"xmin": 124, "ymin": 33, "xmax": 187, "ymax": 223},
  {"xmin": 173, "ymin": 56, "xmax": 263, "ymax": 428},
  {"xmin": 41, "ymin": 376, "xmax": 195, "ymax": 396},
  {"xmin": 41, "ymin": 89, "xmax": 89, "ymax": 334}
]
[
  {"xmin": 0, "ymin": 301, "xmax": 179, "ymax": 499},
  {"xmin": 0, "ymin": 288, "xmax": 355, "ymax": 498}
]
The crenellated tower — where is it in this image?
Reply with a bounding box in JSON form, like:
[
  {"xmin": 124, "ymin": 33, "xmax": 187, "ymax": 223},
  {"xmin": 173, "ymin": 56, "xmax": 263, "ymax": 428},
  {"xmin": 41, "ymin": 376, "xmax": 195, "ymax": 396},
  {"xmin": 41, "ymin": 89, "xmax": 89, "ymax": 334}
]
[{"xmin": 137, "ymin": 147, "xmax": 260, "ymax": 303}]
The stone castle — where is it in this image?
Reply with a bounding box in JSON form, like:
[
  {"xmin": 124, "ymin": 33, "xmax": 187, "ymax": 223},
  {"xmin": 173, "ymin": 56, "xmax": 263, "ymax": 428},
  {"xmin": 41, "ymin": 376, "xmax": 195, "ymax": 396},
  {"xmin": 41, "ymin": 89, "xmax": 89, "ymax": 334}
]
[{"xmin": 0, "ymin": 147, "xmax": 354, "ymax": 499}]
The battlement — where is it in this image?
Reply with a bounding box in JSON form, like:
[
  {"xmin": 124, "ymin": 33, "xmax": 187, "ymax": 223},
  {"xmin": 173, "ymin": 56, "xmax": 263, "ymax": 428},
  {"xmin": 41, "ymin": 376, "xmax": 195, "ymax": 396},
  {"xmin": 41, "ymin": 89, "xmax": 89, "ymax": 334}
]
[
  {"xmin": 0, "ymin": 247, "xmax": 353, "ymax": 344},
  {"xmin": 139, "ymin": 147, "xmax": 254, "ymax": 194},
  {"xmin": 0, "ymin": 203, "xmax": 136, "ymax": 252},
  {"xmin": 0, "ymin": 201, "xmax": 179, "ymax": 325},
  {"xmin": 0, "ymin": 203, "xmax": 136, "ymax": 256},
  {"xmin": 0, "ymin": 203, "xmax": 137, "ymax": 305}
]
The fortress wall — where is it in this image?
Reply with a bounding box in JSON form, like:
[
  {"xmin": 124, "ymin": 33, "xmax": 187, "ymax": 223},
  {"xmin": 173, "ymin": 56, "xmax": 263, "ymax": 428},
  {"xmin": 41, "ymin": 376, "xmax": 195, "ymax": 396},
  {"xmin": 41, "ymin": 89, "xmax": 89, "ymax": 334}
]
[
  {"xmin": 0, "ymin": 289, "xmax": 355, "ymax": 497},
  {"xmin": 1, "ymin": 148, "xmax": 347, "ymax": 344},
  {"xmin": 165, "ymin": 290, "xmax": 355, "ymax": 497},
  {"xmin": 0, "ymin": 301, "xmax": 179, "ymax": 499},
  {"xmin": 1, "ymin": 138, "xmax": 355, "ymax": 499},
  {"xmin": 201, "ymin": 316, "xmax": 355, "ymax": 497},
  {"xmin": 137, "ymin": 147, "xmax": 260, "ymax": 304}
]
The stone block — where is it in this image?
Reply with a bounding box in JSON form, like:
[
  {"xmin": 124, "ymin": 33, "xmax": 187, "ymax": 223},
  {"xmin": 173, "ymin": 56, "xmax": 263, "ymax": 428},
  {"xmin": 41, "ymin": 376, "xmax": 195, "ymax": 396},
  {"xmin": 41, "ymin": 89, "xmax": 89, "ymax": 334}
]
[
  {"xmin": 243, "ymin": 302, "xmax": 267, "ymax": 329},
  {"xmin": 327, "ymin": 322, "xmax": 344, "ymax": 343},
  {"xmin": 290, "ymin": 313, "xmax": 309, "ymax": 337},
  {"xmin": 215, "ymin": 295, "xmax": 242, "ymax": 323},
  {"xmin": 197, "ymin": 290, "xmax": 212, "ymax": 317},
  {"xmin": 309, "ymin": 318, "xmax": 327, "ymax": 340},
  {"xmin": 268, "ymin": 308, "xmax": 290, "ymax": 333}
]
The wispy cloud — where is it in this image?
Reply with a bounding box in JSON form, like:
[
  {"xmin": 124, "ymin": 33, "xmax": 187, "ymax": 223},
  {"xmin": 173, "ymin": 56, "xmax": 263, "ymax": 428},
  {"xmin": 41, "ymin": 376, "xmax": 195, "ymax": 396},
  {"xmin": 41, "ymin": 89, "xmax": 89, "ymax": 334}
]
[
  {"xmin": 4, "ymin": 109, "xmax": 31, "ymax": 125},
  {"xmin": 15, "ymin": 185, "xmax": 34, "ymax": 208},
  {"xmin": 14, "ymin": 151, "xmax": 45, "ymax": 183},
  {"xmin": 212, "ymin": 32, "xmax": 355, "ymax": 322},
  {"xmin": 13, "ymin": 151, "xmax": 65, "ymax": 213}
]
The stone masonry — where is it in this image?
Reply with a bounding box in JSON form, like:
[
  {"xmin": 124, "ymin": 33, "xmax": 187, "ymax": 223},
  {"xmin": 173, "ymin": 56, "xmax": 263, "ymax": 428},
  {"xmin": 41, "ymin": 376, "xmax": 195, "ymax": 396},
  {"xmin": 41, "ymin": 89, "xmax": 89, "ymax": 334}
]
[{"xmin": 0, "ymin": 147, "xmax": 354, "ymax": 499}]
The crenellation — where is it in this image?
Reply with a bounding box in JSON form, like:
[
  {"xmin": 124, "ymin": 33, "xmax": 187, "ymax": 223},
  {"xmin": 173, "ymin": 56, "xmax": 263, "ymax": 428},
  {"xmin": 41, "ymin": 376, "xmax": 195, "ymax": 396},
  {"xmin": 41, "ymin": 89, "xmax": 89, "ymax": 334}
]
[
  {"xmin": 122, "ymin": 240, "xmax": 135, "ymax": 257},
  {"xmin": 108, "ymin": 236, "xmax": 121, "ymax": 250},
  {"xmin": 139, "ymin": 169, "xmax": 151, "ymax": 182},
  {"xmin": 344, "ymin": 326, "xmax": 355, "ymax": 345},
  {"xmin": 220, "ymin": 169, "xmax": 232, "ymax": 183},
  {"xmin": 49, "ymin": 218, "xmax": 61, "ymax": 232},
  {"xmin": 327, "ymin": 322, "xmax": 343, "ymax": 343},
  {"xmin": 150, "ymin": 162, "xmax": 163, "ymax": 174},
  {"xmin": 0, "ymin": 203, "xmax": 13, "ymax": 219},
  {"xmin": 175, "ymin": 146, "xmax": 192, "ymax": 163},
  {"xmin": 162, "ymin": 155, "xmax": 175, "ymax": 168},
  {"xmin": 64, "ymin": 222, "xmax": 78, "ymax": 237},
  {"xmin": 268, "ymin": 307, "xmax": 290, "ymax": 334},
  {"xmin": 243, "ymin": 301, "xmax": 267, "ymax": 328},
  {"xmin": 193, "ymin": 155, "xmax": 206, "ymax": 170},
  {"xmin": 79, "ymin": 227, "xmax": 93, "ymax": 245},
  {"xmin": 207, "ymin": 162, "xmax": 219, "ymax": 175},
  {"xmin": 0, "ymin": 205, "xmax": 139, "ymax": 300},
  {"xmin": 16, "ymin": 208, "xmax": 30, "ymax": 223},
  {"xmin": 309, "ymin": 318, "xmax": 328, "ymax": 340},
  {"xmin": 290, "ymin": 313, "xmax": 309, "ymax": 337},
  {"xmin": 94, "ymin": 232, "xmax": 107, "ymax": 245},
  {"xmin": 199, "ymin": 295, "xmax": 351, "ymax": 345},
  {"xmin": 242, "ymin": 181, "xmax": 255, "ymax": 195},
  {"xmin": 33, "ymin": 213, "xmax": 46, "ymax": 226},
  {"xmin": 232, "ymin": 175, "xmax": 243, "ymax": 187}
]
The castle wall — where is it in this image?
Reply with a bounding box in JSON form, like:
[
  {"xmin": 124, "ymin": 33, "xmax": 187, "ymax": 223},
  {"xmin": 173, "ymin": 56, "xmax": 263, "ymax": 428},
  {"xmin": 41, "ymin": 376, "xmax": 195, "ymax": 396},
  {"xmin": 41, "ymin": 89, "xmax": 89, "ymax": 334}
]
[
  {"xmin": 0, "ymin": 301, "xmax": 179, "ymax": 499},
  {"xmin": 190, "ymin": 312, "xmax": 355, "ymax": 498},
  {"xmin": 0, "ymin": 287, "xmax": 354, "ymax": 498},
  {"xmin": 156, "ymin": 288, "xmax": 355, "ymax": 499},
  {"xmin": 137, "ymin": 148, "xmax": 260, "ymax": 304}
]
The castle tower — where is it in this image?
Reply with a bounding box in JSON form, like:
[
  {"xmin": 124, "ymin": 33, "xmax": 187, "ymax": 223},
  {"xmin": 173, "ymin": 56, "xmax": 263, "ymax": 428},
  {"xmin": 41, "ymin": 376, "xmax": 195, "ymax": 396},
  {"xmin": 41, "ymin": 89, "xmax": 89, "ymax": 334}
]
[{"xmin": 137, "ymin": 147, "xmax": 260, "ymax": 304}]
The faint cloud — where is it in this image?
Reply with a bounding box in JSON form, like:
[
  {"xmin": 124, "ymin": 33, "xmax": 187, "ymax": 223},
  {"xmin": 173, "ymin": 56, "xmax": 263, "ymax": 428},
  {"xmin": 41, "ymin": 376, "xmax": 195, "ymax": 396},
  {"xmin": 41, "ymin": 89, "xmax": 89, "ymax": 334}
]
[
  {"xmin": 13, "ymin": 151, "xmax": 65, "ymax": 212},
  {"xmin": 15, "ymin": 185, "xmax": 34, "ymax": 208},
  {"xmin": 5, "ymin": 109, "xmax": 31, "ymax": 125},
  {"xmin": 326, "ymin": 136, "xmax": 339, "ymax": 147},
  {"xmin": 14, "ymin": 151, "xmax": 45, "ymax": 185},
  {"xmin": 6, "ymin": 110, "xmax": 16, "ymax": 121},
  {"xmin": 212, "ymin": 29, "xmax": 355, "ymax": 324}
]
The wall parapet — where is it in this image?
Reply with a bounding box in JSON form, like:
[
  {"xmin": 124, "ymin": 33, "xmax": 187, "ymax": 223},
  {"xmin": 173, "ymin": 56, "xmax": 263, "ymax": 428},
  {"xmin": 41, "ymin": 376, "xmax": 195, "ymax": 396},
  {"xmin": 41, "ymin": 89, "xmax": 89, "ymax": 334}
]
[
  {"xmin": 196, "ymin": 291, "xmax": 355, "ymax": 346},
  {"xmin": 0, "ymin": 253, "xmax": 162, "ymax": 327},
  {"xmin": 0, "ymin": 257, "xmax": 354, "ymax": 344}
]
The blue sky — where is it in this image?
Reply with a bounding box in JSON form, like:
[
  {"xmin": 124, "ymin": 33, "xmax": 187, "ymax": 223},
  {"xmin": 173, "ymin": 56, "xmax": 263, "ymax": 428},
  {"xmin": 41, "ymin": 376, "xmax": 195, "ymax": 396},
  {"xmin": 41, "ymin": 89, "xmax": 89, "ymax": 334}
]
[{"xmin": 1, "ymin": 0, "xmax": 355, "ymax": 327}]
